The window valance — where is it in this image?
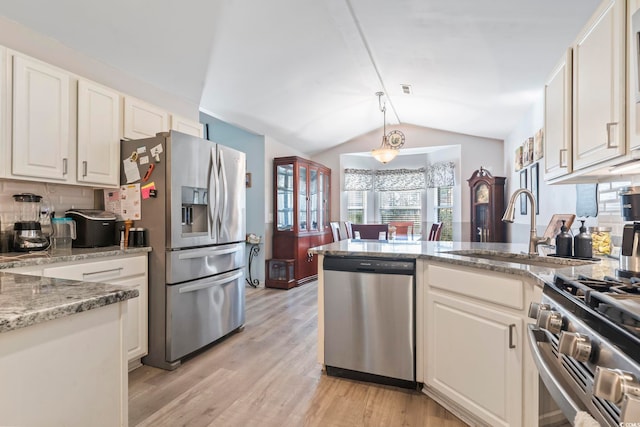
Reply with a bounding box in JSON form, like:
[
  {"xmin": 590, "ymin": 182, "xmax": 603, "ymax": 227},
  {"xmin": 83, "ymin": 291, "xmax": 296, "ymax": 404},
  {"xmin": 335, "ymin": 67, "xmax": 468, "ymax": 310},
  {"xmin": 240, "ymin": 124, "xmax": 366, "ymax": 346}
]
[
  {"xmin": 345, "ymin": 167, "xmax": 427, "ymax": 191},
  {"xmin": 374, "ymin": 168, "xmax": 426, "ymax": 191},
  {"xmin": 344, "ymin": 168, "xmax": 374, "ymax": 191},
  {"xmin": 426, "ymin": 161, "xmax": 455, "ymax": 188}
]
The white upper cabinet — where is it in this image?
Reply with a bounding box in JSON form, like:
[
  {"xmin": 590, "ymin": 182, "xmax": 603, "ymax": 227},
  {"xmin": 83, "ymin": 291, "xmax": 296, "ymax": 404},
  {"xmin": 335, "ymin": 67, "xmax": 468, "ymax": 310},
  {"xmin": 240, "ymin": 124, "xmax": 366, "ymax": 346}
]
[
  {"xmin": 77, "ymin": 79, "xmax": 121, "ymax": 187},
  {"xmin": 0, "ymin": 46, "xmax": 7, "ymax": 178},
  {"xmin": 572, "ymin": 0, "xmax": 626, "ymax": 170},
  {"xmin": 170, "ymin": 114, "xmax": 203, "ymax": 138},
  {"xmin": 123, "ymin": 96, "xmax": 169, "ymax": 140},
  {"xmin": 12, "ymin": 53, "xmax": 72, "ymax": 181},
  {"xmin": 544, "ymin": 49, "xmax": 573, "ymax": 181}
]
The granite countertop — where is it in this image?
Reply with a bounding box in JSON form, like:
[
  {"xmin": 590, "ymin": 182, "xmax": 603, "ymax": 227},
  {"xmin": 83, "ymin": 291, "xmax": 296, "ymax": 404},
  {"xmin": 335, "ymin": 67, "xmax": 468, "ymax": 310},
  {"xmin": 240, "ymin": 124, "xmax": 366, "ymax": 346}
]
[
  {"xmin": 0, "ymin": 246, "xmax": 149, "ymax": 334},
  {"xmin": 309, "ymin": 240, "xmax": 620, "ymax": 286},
  {"xmin": 0, "ymin": 272, "xmax": 139, "ymax": 333},
  {"xmin": 0, "ymin": 245, "xmax": 151, "ymax": 270}
]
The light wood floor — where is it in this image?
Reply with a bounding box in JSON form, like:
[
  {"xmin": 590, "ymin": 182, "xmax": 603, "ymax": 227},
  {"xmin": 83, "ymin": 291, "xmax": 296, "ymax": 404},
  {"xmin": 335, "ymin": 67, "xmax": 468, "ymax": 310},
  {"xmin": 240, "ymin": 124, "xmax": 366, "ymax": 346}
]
[{"xmin": 129, "ymin": 282, "xmax": 467, "ymax": 427}]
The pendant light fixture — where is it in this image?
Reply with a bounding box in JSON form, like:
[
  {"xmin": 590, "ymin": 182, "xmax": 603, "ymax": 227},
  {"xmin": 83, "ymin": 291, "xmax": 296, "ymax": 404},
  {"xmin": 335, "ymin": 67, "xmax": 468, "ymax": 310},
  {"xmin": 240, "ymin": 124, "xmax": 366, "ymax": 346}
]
[{"xmin": 371, "ymin": 91, "xmax": 405, "ymax": 164}]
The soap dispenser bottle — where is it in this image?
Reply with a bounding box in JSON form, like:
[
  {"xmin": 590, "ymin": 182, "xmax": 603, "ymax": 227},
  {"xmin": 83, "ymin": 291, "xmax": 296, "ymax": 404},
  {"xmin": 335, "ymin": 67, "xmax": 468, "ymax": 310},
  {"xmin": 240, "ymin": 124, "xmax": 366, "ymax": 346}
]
[
  {"xmin": 555, "ymin": 219, "xmax": 573, "ymax": 257},
  {"xmin": 574, "ymin": 220, "xmax": 593, "ymax": 259}
]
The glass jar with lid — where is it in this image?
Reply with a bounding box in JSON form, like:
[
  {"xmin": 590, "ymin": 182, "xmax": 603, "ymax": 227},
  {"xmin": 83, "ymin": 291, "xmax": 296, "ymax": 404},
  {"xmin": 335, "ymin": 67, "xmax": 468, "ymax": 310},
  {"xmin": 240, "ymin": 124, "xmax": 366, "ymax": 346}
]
[{"xmin": 588, "ymin": 226, "xmax": 612, "ymax": 256}]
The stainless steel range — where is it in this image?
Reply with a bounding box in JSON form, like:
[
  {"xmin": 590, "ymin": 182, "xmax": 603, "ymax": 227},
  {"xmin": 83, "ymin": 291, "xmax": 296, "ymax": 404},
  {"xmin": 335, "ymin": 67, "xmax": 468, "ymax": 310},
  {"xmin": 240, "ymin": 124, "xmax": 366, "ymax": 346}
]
[{"xmin": 528, "ymin": 273, "xmax": 640, "ymax": 426}]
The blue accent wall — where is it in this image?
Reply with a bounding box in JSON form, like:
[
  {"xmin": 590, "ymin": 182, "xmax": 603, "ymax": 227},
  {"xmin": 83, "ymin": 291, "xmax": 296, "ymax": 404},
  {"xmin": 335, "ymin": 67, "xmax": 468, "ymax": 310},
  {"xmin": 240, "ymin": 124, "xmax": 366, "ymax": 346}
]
[{"xmin": 200, "ymin": 112, "xmax": 266, "ymax": 285}]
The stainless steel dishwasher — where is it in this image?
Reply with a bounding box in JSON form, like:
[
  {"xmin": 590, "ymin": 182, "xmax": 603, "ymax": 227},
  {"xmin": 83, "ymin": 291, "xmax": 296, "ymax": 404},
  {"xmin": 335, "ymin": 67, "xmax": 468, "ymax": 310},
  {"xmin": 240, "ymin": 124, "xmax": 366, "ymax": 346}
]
[{"xmin": 323, "ymin": 256, "xmax": 416, "ymax": 388}]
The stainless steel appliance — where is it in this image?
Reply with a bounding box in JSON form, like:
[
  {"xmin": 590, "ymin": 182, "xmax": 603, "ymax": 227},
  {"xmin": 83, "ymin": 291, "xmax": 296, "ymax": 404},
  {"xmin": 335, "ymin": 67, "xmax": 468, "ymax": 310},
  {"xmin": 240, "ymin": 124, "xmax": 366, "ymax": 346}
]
[
  {"xmin": 12, "ymin": 193, "xmax": 48, "ymax": 251},
  {"xmin": 323, "ymin": 256, "xmax": 415, "ymax": 388},
  {"xmin": 65, "ymin": 209, "xmax": 116, "ymax": 247},
  {"xmin": 528, "ymin": 274, "xmax": 640, "ymax": 426},
  {"xmin": 619, "ymin": 187, "xmax": 640, "ymax": 275},
  {"xmin": 120, "ymin": 131, "xmax": 246, "ymax": 370}
]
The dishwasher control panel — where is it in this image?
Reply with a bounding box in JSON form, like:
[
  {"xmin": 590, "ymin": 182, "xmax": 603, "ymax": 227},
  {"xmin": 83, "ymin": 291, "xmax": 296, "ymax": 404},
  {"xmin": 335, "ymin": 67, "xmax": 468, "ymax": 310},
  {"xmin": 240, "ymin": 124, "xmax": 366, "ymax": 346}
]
[{"xmin": 323, "ymin": 256, "xmax": 415, "ymax": 275}]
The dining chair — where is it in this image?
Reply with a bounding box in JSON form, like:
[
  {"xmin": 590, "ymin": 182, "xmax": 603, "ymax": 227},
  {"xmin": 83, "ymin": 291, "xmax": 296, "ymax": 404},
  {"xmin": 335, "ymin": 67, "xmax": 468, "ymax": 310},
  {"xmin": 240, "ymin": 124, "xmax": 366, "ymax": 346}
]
[
  {"xmin": 330, "ymin": 222, "xmax": 341, "ymax": 242},
  {"xmin": 344, "ymin": 221, "xmax": 354, "ymax": 239},
  {"xmin": 389, "ymin": 221, "xmax": 414, "ymax": 240},
  {"xmin": 350, "ymin": 224, "xmax": 388, "ymax": 240},
  {"xmin": 428, "ymin": 222, "xmax": 443, "ymax": 241}
]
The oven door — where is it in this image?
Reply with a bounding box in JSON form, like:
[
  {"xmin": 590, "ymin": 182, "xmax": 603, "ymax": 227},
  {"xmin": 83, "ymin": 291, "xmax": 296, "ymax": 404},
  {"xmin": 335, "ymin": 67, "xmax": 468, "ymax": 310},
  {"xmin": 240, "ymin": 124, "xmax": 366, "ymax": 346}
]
[{"xmin": 527, "ymin": 325, "xmax": 580, "ymax": 426}]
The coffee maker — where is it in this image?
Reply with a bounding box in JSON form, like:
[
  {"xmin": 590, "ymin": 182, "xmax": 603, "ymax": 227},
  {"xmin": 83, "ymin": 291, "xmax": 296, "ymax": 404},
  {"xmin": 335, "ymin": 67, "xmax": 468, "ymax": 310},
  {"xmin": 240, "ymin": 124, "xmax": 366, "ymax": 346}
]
[
  {"xmin": 619, "ymin": 187, "xmax": 640, "ymax": 275},
  {"xmin": 12, "ymin": 193, "xmax": 49, "ymax": 251}
]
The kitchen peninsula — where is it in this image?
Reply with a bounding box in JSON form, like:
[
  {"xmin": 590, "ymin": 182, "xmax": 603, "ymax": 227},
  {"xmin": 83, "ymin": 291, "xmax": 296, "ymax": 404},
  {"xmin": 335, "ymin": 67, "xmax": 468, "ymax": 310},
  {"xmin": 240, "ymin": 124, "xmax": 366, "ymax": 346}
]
[
  {"xmin": 309, "ymin": 240, "xmax": 615, "ymax": 427},
  {"xmin": 0, "ymin": 247, "xmax": 149, "ymax": 427}
]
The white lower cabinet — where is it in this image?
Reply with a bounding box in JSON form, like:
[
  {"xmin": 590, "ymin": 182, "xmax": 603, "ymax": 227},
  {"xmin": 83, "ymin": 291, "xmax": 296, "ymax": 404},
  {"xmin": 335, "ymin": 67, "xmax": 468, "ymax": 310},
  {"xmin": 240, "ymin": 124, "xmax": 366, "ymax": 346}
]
[
  {"xmin": 11, "ymin": 254, "xmax": 149, "ymax": 370},
  {"xmin": 424, "ymin": 263, "xmax": 539, "ymax": 427}
]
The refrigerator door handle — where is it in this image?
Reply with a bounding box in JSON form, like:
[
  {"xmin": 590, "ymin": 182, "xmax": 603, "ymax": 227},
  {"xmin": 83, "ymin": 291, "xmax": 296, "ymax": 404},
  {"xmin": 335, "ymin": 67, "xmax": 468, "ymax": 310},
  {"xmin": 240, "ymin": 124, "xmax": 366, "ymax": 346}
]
[
  {"xmin": 219, "ymin": 149, "xmax": 228, "ymax": 227},
  {"xmin": 177, "ymin": 246, "xmax": 243, "ymax": 260},
  {"xmin": 178, "ymin": 270, "xmax": 244, "ymax": 293},
  {"xmin": 209, "ymin": 146, "xmax": 220, "ymax": 238}
]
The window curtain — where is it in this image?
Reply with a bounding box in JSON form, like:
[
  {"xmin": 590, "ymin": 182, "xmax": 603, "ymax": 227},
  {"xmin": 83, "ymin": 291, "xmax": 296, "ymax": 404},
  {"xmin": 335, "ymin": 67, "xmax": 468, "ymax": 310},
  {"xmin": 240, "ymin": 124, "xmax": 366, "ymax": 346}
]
[
  {"xmin": 344, "ymin": 168, "xmax": 373, "ymax": 191},
  {"xmin": 374, "ymin": 168, "xmax": 426, "ymax": 191},
  {"xmin": 426, "ymin": 162, "xmax": 455, "ymax": 188}
]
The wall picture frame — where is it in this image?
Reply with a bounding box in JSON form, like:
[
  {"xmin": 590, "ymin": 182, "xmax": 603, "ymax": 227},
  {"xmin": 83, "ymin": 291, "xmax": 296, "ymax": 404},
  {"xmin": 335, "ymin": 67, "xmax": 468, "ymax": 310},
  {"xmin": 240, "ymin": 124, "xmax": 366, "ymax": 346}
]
[
  {"xmin": 520, "ymin": 169, "xmax": 527, "ymax": 215},
  {"xmin": 534, "ymin": 128, "xmax": 544, "ymax": 161},
  {"xmin": 515, "ymin": 146, "xmax": 523, "ymax": 171},
  {"xmin": 530, "ymin": 163, "xmax": 539, "ymax": 214}
]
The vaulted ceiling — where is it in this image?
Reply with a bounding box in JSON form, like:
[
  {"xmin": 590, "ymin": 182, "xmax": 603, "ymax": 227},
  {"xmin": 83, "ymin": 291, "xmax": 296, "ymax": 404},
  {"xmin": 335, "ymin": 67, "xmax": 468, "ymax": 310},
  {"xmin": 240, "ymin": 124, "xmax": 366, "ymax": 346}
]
[{"xmin": 0, "ymin": 0, "xmax": 601, "ymax": 154}]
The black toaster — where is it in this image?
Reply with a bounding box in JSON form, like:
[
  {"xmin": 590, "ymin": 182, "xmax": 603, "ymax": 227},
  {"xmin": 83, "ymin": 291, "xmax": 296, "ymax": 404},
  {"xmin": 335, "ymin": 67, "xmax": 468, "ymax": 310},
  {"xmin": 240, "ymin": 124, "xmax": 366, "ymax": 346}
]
[{"xmin": 65, "ymin": 209, "xmax": 117, "ymax": 247}]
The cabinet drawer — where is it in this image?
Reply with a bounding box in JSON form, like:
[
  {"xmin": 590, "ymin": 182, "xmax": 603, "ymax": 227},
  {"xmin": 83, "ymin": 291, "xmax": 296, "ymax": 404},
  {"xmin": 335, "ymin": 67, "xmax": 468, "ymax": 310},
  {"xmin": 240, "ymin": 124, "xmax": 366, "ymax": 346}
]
[
  {"xmin": 428, "ymin": 264, "xmax": 524, "ymax": 310},
  {"xmin": 43, "ymin": 256, "xmax": 147, "ymax": 282}
]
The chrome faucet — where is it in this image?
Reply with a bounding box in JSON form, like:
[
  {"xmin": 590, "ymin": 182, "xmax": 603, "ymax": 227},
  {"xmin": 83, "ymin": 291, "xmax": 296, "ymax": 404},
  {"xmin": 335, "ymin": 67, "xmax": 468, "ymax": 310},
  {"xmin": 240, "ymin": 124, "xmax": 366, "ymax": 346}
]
[{"xmin": 502, "ymin": 188, "xmax": 550, "ymax": 255}]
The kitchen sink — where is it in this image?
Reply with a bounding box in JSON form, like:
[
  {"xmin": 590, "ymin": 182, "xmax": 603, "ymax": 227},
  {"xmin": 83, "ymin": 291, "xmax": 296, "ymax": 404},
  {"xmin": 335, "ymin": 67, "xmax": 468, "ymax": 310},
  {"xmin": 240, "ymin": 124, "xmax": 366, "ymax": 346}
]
[{"xmin": 443, "ymin": 250, "xmax": 597, "ymax": 268}]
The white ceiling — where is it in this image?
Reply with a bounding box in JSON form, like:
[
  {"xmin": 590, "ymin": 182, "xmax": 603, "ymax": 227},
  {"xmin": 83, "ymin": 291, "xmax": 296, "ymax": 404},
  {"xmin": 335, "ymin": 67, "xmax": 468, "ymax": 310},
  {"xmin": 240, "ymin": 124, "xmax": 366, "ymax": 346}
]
[{"xmin": 0, "ymin": 0, "xmax": 601, "ymax": 154}]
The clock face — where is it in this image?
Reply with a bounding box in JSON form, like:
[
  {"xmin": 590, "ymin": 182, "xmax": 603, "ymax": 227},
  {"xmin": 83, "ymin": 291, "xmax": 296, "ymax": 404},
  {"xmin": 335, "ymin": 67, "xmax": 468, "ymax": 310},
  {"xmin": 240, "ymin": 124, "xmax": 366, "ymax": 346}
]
[
  {"xmin": 387, "ymin": 130, "xmax": 405, "ymax": 148},
  {"xmin": 476, "ymin": 183, "xmax": 489, "ymax": 203}
]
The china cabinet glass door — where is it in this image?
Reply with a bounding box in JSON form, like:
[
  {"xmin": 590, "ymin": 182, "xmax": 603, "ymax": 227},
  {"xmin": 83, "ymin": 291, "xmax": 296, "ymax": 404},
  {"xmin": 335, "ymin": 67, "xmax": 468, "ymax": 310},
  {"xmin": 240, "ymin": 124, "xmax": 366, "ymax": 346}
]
[
  {"xmin": 309, "ymin": 168, "xmax": 318, "ymax": 231},
  {"xmin": 298, "ymin": 165, "xmax": 307, "ymax": 231},
  {"xmin": 276, "ymin": 164, "xmax": 294, "ymax": 231}
]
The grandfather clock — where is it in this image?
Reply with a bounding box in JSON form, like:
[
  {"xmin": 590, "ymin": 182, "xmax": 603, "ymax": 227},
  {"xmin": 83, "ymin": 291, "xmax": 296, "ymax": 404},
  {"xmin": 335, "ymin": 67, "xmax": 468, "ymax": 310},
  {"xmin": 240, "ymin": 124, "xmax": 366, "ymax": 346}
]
[{"xmin": 467, "ymin": 167, "xmax": 506, "ymax": 242}]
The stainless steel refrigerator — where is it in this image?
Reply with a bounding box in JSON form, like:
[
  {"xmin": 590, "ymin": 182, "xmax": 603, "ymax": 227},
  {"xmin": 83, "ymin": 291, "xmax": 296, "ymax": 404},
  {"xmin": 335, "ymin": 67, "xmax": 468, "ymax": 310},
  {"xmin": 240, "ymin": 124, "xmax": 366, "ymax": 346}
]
[{"xmin": 120, "ymin": 130, "xmax": 246, "ymax": 370}]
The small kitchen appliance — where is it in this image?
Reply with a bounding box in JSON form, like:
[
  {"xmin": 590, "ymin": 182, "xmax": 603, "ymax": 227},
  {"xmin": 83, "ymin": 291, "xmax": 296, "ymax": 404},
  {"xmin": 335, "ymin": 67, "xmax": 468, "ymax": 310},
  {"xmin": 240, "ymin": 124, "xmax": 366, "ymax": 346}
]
[
  {"xmin": 65, "ymin": 209, "xmax": 116, "ymax": 248},
  {"xmin": 50, "ymin": 217, "xmax": 76, "ymax": 255},
  {"xmin": 619, "ymin": 187, "xmax": 640, "ymax": 275},
  {"xmin": 12, "ymin": 193, "xmax": 48, "ymax": 251}
]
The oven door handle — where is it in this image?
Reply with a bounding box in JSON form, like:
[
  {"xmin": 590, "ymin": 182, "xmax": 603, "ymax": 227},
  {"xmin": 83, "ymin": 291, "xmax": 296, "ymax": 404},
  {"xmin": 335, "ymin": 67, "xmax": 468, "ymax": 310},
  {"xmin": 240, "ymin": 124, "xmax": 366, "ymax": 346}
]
[{"xmin": 527, "ymin": 324, "xmax": 582, "ymax": 423}]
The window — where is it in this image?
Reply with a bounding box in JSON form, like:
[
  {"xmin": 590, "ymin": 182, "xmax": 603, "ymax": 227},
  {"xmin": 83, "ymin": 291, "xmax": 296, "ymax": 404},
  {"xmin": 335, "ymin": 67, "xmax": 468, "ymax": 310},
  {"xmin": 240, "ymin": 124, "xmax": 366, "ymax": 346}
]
[
  {"xmin": 435, "ymin": 187, "xmax": 453, "ymax": 241},
  {"xmin": 379, "ymin": 190, "xmax": 422, "ymax": 235},
  {"xmin": 347, "ymin": 191, "xmax": 366, "ymax": 223}
]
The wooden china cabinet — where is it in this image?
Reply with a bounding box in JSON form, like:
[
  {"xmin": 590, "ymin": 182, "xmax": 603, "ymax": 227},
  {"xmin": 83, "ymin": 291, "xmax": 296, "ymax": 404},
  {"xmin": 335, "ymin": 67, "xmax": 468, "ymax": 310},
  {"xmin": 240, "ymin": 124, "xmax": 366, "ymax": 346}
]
[
  {"xmin": 467, "ymin": 167, "xmax": 506, "ymax": 243},
  {"xmin": 266, "ymin": 156, "xmax": 331, "ymax": 289}
]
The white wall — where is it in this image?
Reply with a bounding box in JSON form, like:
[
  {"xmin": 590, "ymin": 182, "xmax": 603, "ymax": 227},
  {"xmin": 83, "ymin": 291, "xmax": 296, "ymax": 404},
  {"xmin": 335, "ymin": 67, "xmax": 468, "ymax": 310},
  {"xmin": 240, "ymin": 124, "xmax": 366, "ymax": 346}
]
[
  {"xmin": 263, "ymin": 135, "xmax": 307, "ymax": 259},
  {"xmin": 312, "ymin": 123, "xmax": 503, "ymax": 241}
]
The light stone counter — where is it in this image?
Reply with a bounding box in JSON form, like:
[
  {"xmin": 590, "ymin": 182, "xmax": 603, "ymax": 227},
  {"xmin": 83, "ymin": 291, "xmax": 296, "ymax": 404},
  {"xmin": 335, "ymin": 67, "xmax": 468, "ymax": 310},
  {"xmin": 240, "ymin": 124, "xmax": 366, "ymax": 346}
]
[
  {"xmin": 308, "ymin": 240, "xmax": 620, "ymax": 285},
  {"xmin": 0, "ymin": 246, "xmax": 149, "ymax": 333}
]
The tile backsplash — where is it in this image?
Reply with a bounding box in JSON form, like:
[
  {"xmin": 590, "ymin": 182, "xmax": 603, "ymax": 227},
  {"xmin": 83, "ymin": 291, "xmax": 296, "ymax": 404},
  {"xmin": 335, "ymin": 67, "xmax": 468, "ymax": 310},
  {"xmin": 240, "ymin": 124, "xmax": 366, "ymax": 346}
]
[{"xmin": 0, "ymin": 179, "xmax": 95, "ymax": 231}]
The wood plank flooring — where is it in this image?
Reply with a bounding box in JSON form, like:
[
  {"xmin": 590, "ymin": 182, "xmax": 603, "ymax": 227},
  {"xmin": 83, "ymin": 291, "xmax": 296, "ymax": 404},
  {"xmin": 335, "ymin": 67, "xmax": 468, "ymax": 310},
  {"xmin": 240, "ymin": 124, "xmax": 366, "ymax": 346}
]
[{"xmin": 129, "ymin": 282, "xmax": 467, "ymax": 427}]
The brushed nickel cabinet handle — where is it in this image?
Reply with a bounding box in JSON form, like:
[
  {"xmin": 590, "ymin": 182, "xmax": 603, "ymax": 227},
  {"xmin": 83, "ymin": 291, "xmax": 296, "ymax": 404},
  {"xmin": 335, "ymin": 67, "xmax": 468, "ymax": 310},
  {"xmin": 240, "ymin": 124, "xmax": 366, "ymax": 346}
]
[
  {"xmin": 509, "ymin": 324, "xmax": 516, "ymax": 349},
  {"xmin": 62, "ymin": 158, "xmax": 68, "ymax": 175},
  {"xmin": 559, "ymin": 149, "xmax": 568, "ymax": 168},
  {"xmin": 606, "ymin": 122, "xmax": 619, "ymax": 148},
  {"xmin": 82, "ymin": 161, "xmax": 88, "ymax": 177}
]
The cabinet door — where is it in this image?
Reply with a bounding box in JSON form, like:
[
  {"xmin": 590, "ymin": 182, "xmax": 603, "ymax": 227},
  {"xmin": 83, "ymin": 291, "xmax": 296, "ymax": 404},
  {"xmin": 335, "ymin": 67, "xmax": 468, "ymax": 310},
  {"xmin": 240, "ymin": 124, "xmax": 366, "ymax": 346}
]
[
  {"xmin": 12, "ymin": 54, "xmax": 71, "ymax": 180},
  {"xmin": 572, "ymin": 0, "xmax": 626, "ymax": 170},
  {"xmin": 77, "ymin": 79, "xmax": 121, "ymax": 186},
  {"xmin": 426, "ymin": 290, "xmax": 522, "ymax": 427},
  {"xmin": 298, "ymin": 163, "xmax": 308, "ymax": 232},
  {"xmin": 123, "ymin": 96, "xmax": 169, "ymax": 140},
  {"xmin": 319, "ymin": 169, "xmax": 330, "ymax": 232},
  {"xmin": 309, "ymin": 166, "xmax": 319, "ymax": 232},
  {"xmin": 170, "ymin": 114, "xmax": 203, "ymax": 137},
  {"xmin": 0, "ymin": 46, "xmax": 7, "ymax": 178},
  {"xmin": 113, "ymin": 275, "xmax": 148, "ymax": 363},
  {"xmin": 544, "ymin": 49, "xmax": 572, "ymax": 180}
]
